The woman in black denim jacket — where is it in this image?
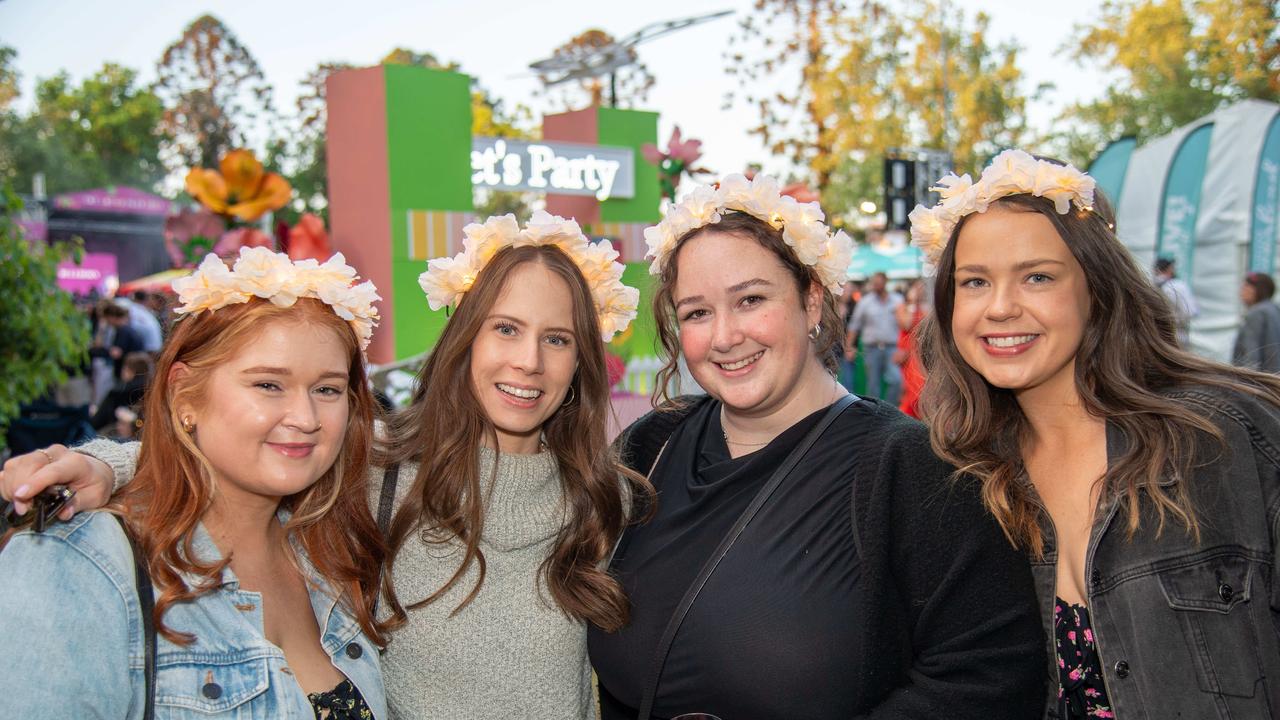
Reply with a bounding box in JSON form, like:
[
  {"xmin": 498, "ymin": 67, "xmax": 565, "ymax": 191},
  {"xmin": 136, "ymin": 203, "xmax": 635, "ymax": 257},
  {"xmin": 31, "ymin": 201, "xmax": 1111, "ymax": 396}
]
[{"xmin": 913, "ymin": 150, "xmax": 1280, "ymax": 720}]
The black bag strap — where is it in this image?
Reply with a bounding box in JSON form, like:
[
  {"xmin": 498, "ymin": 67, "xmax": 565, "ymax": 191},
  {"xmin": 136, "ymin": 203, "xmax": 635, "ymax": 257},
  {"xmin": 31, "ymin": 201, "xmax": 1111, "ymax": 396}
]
[
  {"xmin": 376, "ymin": 463, "xmax": 400, "ymax": 539},
  {"xmin": 635, "ymin": 393, "xmax": 858, "ymax": 720},
  {"xmin": 112, "ymin": 513, "xmax": 155, "ymax": 720},
  {"xmin": 372, "ymin": 463, "xmax": 400, "ymax": 619}
]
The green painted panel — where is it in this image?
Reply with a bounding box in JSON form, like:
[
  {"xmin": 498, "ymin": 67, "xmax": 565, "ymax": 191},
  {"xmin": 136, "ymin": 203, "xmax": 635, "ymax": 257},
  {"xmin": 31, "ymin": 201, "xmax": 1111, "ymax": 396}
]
[
  {"xmin": 597, "ymin": 107, "xmax": 661, "ymax": 224},
  {"xmin": 391, "ymin": 258, "xmax": 448, "ymax": 359},
  {"xmin": 384, "ymin": 65, "xmax": 474, "ymax": 215},
  {"xmin": 608, "ymin": 262, "xmax": 659, "ymax": 360}
]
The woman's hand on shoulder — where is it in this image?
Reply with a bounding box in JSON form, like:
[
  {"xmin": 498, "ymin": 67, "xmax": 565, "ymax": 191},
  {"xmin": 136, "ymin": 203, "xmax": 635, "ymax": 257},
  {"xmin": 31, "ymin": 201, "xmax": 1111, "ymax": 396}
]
[{"xmin": 0, "ymin": 445, "xmax": 114, "ymax": 519}]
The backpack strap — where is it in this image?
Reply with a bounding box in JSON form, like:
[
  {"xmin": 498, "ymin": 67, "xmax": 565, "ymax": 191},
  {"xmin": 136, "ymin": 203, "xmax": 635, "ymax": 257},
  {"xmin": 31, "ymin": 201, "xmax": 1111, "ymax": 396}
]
[{"xmin": 112, "ymin": 513, "xmax": 155, "ymax": 720}]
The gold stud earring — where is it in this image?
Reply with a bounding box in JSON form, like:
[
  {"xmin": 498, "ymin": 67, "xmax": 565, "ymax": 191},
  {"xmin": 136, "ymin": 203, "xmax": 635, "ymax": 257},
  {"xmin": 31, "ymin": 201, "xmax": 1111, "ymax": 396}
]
[{"xmin": 181, "ymin": 417, "xmax": 196, "ymax": 433}]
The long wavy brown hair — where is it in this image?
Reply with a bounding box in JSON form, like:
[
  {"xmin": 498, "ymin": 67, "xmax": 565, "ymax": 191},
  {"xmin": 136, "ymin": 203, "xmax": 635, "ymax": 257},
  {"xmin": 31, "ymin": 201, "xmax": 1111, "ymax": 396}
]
[
  {"xmin": 113, "ymin": 297, "xmax": 389, "ymax": 645},
  {"xmin": 376, "ymin": 244, "xmax": 651, "ymax": 633},
  {"xmin": 920, "ymin": 191, "xmax": 1280, "ymax": 557},
  {"xmin": 651, "ymin": 211, "xmax": 844, "ymax": 405}
]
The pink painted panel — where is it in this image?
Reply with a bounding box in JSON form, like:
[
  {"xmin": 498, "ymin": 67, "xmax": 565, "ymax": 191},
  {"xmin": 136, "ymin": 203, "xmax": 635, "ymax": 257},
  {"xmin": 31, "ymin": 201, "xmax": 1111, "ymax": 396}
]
[{"xmin": 543, "ymin": 108, "xmax": 602, "ymax": 226}]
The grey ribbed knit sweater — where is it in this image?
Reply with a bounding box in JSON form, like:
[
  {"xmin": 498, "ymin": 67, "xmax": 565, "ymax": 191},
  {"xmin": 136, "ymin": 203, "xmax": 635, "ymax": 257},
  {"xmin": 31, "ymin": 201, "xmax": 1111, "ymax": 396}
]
[{"xmin": 76, "ymin": 440, "xmax": 594, "ymax": 720}]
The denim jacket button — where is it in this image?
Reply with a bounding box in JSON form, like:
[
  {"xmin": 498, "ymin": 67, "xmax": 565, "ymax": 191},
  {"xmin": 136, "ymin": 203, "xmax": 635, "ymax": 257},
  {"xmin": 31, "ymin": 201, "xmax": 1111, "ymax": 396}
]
[
  {"xmin": 202, "ymin": 682, "xmax": 223, "ymax": 700},
  {"xmin": 345, "ymin": 642, "xmax": 363, "ymax": 659},
  {"xmin": 1113, "ymin": 660, "xmax": 1130, "ymax": 678},
  {"xmin": 1218, "ymin": 582, "xmax": 1234, "ymax": 602}
]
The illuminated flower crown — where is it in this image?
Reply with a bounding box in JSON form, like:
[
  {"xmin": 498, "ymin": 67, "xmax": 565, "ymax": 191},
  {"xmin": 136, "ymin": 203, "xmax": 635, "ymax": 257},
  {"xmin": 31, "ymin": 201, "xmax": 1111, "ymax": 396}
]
[
  {"xmin": 643, "ymin": 173, "xmax": 854, "ymax": 293},
  {"xmin": 417, "ymin": 210, "xmax": 640, "ymax": 342},
  {"xmin": 909, "ymin": 149, "xmax": 1097, "ymax": 263},
  {"xmin": 172, "ymin": 247, "xmax": 381, "ymax": 350}
]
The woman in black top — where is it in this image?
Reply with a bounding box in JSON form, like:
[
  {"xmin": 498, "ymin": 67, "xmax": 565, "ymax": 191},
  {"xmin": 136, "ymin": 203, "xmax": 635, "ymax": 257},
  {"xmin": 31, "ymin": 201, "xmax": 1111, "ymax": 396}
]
[{"xmin": 589, "ymin": 174, "xmax": 1045, "ymax": 719}]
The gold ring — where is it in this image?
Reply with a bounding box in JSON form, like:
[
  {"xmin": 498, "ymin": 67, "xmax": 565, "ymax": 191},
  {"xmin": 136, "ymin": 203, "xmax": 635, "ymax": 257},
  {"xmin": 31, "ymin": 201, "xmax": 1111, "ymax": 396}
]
[{"xmin": 36, "ymin": 448, "xmax": 54, "ymax": 465}]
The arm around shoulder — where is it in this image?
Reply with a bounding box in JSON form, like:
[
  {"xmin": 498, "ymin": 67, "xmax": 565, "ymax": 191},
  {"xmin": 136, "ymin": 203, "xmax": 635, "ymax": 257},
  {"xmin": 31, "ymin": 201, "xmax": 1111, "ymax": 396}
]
[{"xmin": 858, "ymin": 421, "xmax": 1046, "ymax": 720}]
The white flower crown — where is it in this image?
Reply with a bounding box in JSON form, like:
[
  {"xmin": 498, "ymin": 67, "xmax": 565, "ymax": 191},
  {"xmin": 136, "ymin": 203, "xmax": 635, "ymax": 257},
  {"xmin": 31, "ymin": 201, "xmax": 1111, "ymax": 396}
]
[
  {"xmin": 643, "ymin": 173, "xmax": 854, "ymax": 293},
  {"xmin": 909, "ymin": 149, "xmax": 1097, "ymax": 263},
  {"xmin": 416, "ymin": 210, "xmax": 640, "ymax": 342},
  {"xmin": 172, "ymin": 247, "xmax": 381, "ymax": 350}
]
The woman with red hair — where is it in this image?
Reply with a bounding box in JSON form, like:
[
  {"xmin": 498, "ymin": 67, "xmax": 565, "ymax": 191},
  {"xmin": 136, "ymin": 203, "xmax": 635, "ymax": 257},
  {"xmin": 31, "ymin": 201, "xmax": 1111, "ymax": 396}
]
[{"xmin": 0, "ymin": 249, "xmax": 390, "ymax": 718}]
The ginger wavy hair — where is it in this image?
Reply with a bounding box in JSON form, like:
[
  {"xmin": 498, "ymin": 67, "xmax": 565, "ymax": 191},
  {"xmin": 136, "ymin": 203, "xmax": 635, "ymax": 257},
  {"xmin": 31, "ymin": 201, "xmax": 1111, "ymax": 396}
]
[
  {"xmin": 919, "ymin": 190, "xmax": 1280, "ymax": 557},
  {"xmin": 651, "ymin": 211, "xmax": 843, "ymax": 405},
  {"xmin": 376, "ymin": 245, "xmax": 652, "ymax": 633},
  {"xmin": 114, "ymin": 297, "xmax": 390, "ymax": 645}
]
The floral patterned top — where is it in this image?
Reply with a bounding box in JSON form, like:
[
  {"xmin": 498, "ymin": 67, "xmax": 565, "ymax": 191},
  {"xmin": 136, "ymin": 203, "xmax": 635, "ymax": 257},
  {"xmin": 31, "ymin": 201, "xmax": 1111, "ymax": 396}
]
[
  {"xmin": 1055, "ymin": 598, "xmax": 1114, "ymax": 719},
  {"xmin": 309, "ymin": 678, "xmax": 373, "ymax": 720}
]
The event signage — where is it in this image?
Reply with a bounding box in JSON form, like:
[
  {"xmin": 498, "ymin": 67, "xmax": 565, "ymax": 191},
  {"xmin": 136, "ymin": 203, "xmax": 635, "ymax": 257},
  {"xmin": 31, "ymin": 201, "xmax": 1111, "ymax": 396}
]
[
  {"xmin": 56, "ymin": 252, "xmax": 118, "ymax": 296},
  {"xmin": 1250, "ymin": 114, "xmax": 1280, "ymax": 274},
  {"xmin": 1157, "ymin": 123, "xmax": 1213, "ymax": 276},
  {"xmin": 471, "ymin": 137, "xmax": 635, "ymax": 201}
]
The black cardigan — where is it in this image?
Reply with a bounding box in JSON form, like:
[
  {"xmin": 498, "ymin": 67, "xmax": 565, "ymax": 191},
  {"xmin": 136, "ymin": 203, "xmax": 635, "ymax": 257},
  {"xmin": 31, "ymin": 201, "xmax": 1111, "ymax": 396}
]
[{"xmin": 613, "ymin": 395, "xmax": 1047, "ymax": 720}]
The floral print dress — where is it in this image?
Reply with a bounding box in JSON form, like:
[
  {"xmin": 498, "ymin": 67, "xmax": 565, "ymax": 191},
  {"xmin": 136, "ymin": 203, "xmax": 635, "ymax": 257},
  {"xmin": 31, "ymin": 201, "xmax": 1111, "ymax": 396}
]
[
  {"xmin": 309, "ymin": 678, "xmax": 374, "ymax": 720},
  {"xmin": 1055, "ymin": 598, "xmax": 1114, "ymax": 719}
]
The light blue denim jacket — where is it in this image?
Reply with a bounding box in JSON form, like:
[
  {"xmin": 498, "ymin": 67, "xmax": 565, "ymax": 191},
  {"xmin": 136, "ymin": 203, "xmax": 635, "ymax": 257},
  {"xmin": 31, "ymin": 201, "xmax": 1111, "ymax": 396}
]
[{"xmin": 0, "ymin": 510, "xmax": 387, "ymax": 719}]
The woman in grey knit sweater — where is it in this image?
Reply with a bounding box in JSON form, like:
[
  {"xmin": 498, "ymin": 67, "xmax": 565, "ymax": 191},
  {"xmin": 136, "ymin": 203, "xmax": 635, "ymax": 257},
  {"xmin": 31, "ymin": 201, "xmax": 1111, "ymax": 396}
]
[{"xmin": 3, "ymin": 217, "xmax": 651, "ymax": 720}]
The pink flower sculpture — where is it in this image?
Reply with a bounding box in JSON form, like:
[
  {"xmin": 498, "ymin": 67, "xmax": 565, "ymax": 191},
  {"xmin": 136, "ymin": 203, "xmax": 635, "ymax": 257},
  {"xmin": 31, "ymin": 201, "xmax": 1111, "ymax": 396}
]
[
  {"xmin": 641, "ymin": 125, "xmax": 711, "ymax": 200},
  {"xmin": 164, "ymin": 208, "xmax": 227, "ymax": 268}
]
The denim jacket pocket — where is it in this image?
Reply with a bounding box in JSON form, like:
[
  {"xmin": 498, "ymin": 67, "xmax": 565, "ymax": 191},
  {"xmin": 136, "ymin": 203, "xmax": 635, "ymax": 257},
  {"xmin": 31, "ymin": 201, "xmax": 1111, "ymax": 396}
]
[
  {"xmin": 155, "ymin": 651, "xmax": 272, "ymax": 716},
  {"xmin": 1157, "ymin": 553, "xmax": 1262, "ymax": 698}
]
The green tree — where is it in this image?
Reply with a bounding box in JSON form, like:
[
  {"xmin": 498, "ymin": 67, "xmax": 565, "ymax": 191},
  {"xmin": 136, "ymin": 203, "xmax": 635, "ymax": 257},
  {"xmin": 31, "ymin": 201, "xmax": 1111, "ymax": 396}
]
[
  {"xmin": 0, "ymin": 61, "xmax": 166, "ymax": 195},
  {"xmin": 0, "ymin": 189, "xmax": 91, "ymax": 430},
  {"xmin": 0, "ymin": 45, "xmax": 18, "ymax": 111},
  {"xmin": 1057, "ymin": 0, "xmax": 1280, "ymax": 164},
  {"xmin": 728, "ymin": 1, "xmax": 1030, "ymax": 217},
  {"xmin": 155, "ymin": 14, "xmax": 275, "ymax": 172}
]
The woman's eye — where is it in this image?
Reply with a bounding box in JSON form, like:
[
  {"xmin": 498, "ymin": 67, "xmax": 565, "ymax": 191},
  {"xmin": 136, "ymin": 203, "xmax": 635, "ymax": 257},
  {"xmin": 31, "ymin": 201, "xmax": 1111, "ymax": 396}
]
[
  {"xmin": 495, "ymin": 322, "xmax": 517, "ymax": 336},
  {"xmin": 545, "ymin": 334, "xmax": 572, "ymax": 347},
  {"xmin": 1027, "ymin": 273, "xmax": 1053, "ymax": 284},
  {"xmin": 958, "ymin": 277, "xmax": 987, "ymax": 289},
  {"xmin": 740, "ymin": 295, "xmax": 765, "ymax": 308},
  {"xmin": 315, "ymin": 385, "xmax": 345, "ymax": 396},
  {"xmin": 681, "ymin": 308, "xmax": 708, "ymax": 322},
  {"xmin": 255, "ymin": 381, "xmax": 282, "ymax": 392}
]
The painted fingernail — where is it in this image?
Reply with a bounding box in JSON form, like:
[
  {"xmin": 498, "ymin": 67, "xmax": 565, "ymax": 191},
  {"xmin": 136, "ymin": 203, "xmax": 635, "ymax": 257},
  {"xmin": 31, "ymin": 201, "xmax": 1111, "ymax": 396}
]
[
  {"xmin": 15, "ymin": 484, "xmax": 30, "ymax": 499},
  {"xmin": 13, "ymin": 500, "xmax": 29, "ymax": 515},
  {"xmin": 59, "ymin": 501, "xmax": 76, "ymax": 520}
]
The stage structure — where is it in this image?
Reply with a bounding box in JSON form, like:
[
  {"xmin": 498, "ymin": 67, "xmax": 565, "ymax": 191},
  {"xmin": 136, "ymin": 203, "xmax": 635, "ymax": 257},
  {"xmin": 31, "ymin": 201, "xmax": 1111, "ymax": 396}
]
[{"xmin": 326, "ymin": 64, "xmax": 660, "ymax": 364}]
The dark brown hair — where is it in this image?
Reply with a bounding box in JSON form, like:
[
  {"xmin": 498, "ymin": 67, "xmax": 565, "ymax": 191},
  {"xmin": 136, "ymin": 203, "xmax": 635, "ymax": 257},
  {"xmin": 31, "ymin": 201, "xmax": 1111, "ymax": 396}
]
[
  {"xmin": 920, "ymin": 191, "xmax": 1280, "ymax": 557},
  {"xmin": 651, "ymin": 211, "xmax": 842, "ymax": 405},
  {"xmin": 114, "ymin": 297, "xmax": 389, "ymax": 645},
  {"xmin": 376, "ymin": 244, "xmax": 651, "ymax": 632},
  {"xmin": 1245, "ymin": 271, "xmax": 1276, "ymax": 301}
]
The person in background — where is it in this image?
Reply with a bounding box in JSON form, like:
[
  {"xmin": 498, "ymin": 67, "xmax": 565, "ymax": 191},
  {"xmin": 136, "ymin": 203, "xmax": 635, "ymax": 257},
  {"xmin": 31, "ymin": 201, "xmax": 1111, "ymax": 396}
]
[
  {"xmin": 847, "ymin": 271, "xmax": 904, "ymax": 403},
  {"xmin": 91, "ymin": 301, "xmax": 146, "ymax": 381},
  {"xmin": 836, "ymin": 281, "xmax": 860, "ymax": 391},
  {"xmin": 1153, "ymin": 257, "xmax": 1198, "ymax": 347},
  {"xmin": 1232, "ymin": 271, "xmax": 1280, "ymax": 372},
  {"xmin": 118, "ymin": 291, "xmax": 164, "ymax": 353},
  {"xmin": 90, "ymin": 351, "xmax": 152, "ymax": 434},
  {"xmin": 894, "ymin": 277, "xmax": 929, "ymax": 418}
]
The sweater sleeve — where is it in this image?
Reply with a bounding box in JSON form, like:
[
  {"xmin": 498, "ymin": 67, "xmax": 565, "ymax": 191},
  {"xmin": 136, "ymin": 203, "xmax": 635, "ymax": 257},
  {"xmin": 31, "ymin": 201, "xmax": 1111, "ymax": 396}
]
[
  {"xmin": 72, "ymin": 438, "xmax": 140, "ymax": 493},
  {"xmin": 858, "ymin": 422, "xmax": 1046, "ymax": 720}
]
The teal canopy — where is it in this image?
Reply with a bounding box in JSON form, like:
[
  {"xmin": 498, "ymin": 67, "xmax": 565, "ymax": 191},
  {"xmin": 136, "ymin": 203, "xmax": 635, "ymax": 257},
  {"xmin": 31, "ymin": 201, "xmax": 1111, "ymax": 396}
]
[{"xmin": 847, "ymin": 243, "xmax": 924, "ymax": 280}]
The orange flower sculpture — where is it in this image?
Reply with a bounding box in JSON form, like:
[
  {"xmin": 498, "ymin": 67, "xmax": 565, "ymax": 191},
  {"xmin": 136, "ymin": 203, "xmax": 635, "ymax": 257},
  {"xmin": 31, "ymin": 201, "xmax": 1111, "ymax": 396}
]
[{"xmin": 185, "ymin": 149, "xmax": 293, "ymax": 222}]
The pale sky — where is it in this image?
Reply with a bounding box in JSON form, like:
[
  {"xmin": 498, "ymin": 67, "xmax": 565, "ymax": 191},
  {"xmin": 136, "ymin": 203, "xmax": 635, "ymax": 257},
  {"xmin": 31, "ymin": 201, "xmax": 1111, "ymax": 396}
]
[{"xmin": 0, "ymin": 0, "xmax": 1105, "ymax": 183}]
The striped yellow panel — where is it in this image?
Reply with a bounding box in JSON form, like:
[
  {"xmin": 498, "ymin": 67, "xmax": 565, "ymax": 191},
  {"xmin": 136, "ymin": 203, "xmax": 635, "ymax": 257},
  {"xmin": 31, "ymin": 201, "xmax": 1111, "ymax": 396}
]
[{"xmin": 407, "ymin": 210, "xmax": 472, "ymax": 260}]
